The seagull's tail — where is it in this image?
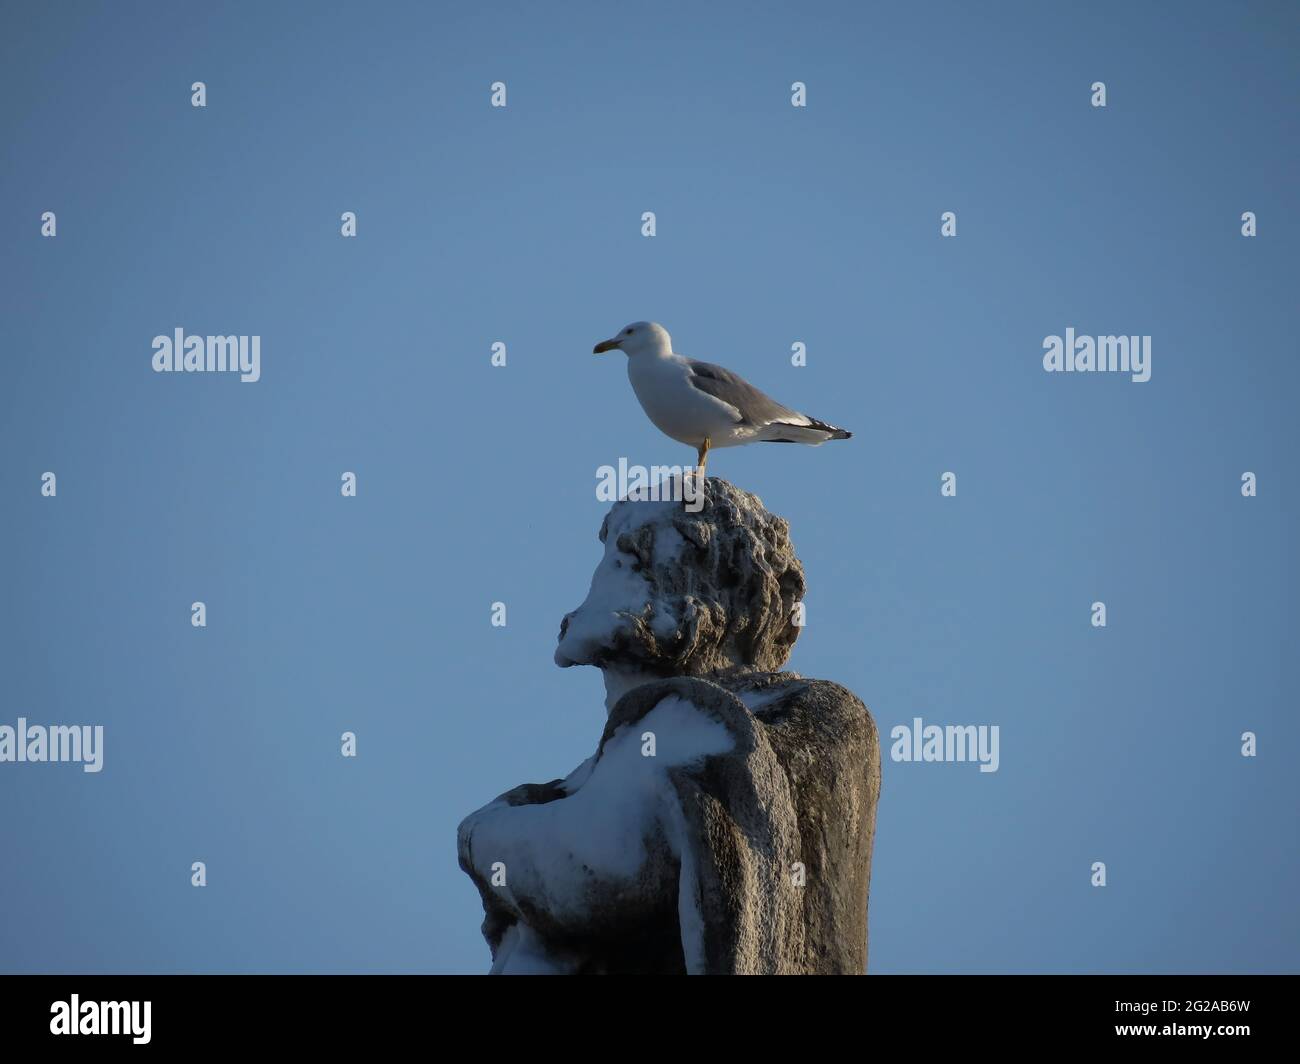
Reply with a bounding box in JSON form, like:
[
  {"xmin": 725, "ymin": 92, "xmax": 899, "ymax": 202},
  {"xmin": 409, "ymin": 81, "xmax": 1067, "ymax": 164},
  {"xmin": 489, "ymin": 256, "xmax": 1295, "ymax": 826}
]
[{"xmin": 759, "ymin": 417, "xmax": 852, "ymax": 445}]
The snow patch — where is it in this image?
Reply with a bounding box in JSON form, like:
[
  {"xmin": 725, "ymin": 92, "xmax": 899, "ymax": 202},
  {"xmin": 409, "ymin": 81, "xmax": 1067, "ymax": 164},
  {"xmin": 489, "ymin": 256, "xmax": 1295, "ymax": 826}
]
[
  {"xmin": 737, "ymin": 686, "xmax": 791, "ymax": 712},
  {"xmin": 462, "ymin": 696, "xmax": 734, "ymax": 936},
  {"xmin": 554, "ymin": 497, "xmax": 688, "ymax": 671}
]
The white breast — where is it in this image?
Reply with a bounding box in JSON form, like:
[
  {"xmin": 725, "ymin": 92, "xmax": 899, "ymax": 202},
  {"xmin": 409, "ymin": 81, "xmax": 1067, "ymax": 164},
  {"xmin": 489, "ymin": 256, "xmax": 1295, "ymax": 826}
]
[{"xmin": 627, "ymin": 354, "xmax": 743, "ymax": 447}]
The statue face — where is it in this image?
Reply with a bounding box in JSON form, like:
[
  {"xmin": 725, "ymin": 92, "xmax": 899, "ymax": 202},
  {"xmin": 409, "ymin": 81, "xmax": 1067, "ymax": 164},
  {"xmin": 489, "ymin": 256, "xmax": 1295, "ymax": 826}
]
[
  {"xmin": 554, "ymin": 500, "xmax": 686, "ymax": 670},
  {"xmin": 555, "ymin": 482, "xmax": 806, "ymax": 678}
]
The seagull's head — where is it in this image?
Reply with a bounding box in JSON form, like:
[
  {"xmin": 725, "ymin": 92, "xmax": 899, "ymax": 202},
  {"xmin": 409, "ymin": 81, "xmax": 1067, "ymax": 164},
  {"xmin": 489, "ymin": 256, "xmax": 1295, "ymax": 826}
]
[{"xmin": 593, "ymin": 321, "xmax": 672, "ymax": 357}]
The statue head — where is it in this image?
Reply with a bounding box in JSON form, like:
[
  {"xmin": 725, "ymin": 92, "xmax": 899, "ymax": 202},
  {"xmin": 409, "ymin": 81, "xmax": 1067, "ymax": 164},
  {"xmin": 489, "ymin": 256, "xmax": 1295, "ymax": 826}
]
[{"xmin": 554, "ymin": 478, "xmax": 806, "ymax": 702}]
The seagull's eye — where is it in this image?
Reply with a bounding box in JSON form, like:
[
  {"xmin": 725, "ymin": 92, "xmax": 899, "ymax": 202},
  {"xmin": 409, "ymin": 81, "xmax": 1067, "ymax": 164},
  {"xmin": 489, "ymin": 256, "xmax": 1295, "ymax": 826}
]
[{"xmin": 625, "ymin": 328, "xmax": 633, "ymax": 335}]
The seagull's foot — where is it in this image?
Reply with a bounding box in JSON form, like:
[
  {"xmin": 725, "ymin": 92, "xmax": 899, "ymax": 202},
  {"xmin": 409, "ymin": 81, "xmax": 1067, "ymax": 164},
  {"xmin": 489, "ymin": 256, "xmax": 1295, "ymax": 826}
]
[{"xmin": 693, "ymin": 438, "xmax": 711, "ymax": 484}]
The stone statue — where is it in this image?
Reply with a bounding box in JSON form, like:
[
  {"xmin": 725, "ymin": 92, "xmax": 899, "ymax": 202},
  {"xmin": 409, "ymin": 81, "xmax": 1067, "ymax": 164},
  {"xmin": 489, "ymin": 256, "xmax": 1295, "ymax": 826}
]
[{"xmin": 457, "ymin": 477, "xmax": 880, "ymax": 974}]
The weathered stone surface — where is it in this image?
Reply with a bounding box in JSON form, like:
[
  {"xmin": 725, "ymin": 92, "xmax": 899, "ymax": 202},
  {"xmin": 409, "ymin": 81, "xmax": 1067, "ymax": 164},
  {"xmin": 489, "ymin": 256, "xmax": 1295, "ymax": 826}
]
[{"xmin": 458, "ymin": 477, "xmax": 880, "ymax": 974}]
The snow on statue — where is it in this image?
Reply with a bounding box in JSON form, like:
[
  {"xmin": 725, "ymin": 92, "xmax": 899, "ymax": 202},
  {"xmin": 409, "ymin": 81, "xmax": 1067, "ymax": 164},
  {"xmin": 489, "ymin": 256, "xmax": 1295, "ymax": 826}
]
[{"xmin": 457, "ymin": 476, "xmax": 880, "ymax": 974}]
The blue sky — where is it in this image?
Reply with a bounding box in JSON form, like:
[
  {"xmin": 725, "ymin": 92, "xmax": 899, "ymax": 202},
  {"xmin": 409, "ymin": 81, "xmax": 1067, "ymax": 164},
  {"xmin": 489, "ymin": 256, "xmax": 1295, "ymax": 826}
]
[{"xmin": 1, "ymin": 0, "xmax": 1296, "ymax": 972}]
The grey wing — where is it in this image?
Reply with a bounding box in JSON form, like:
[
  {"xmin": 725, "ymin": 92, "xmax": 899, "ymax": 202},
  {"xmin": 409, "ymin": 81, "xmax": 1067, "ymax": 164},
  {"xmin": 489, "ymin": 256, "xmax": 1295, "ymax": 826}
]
[{"xmin": 685, "ymin": 359, "xmax": 807, "ymax": 428}]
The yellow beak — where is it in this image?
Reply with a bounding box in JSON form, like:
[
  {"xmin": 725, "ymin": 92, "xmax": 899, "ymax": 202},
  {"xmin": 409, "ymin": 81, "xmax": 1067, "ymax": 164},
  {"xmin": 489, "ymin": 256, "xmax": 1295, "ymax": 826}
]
[{"xmin": 593, "ymin": 338, "xmax": 620, "ymax": 354}]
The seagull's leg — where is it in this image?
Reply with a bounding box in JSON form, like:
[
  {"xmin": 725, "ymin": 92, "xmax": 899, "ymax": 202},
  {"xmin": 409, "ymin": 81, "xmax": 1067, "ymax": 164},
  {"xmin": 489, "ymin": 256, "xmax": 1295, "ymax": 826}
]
[{"xmin": 696, "ymin": 438, "xmax": 711, "ymax": 481}]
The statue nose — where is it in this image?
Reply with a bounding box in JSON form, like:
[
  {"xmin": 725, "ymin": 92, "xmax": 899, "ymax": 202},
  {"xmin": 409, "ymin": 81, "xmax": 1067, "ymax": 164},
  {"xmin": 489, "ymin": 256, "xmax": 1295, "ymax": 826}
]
[{"xmin": 558, "ymin": 614, "xmax": 571, "ymax": 640}]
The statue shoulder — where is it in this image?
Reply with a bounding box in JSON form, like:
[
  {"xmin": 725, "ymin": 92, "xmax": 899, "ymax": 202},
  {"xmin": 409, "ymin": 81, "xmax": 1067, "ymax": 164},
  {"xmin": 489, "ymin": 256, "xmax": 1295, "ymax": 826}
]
[{"xmin": 601, "ymin": 676, "xmax": 754, "ymax": 752}]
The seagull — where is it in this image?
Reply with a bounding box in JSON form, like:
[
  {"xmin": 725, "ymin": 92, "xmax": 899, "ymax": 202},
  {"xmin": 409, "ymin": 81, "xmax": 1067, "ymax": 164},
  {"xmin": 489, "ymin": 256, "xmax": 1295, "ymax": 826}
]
[{"xmin": 593, "ymin": 321, "xmax": 851, "ymax": 478}]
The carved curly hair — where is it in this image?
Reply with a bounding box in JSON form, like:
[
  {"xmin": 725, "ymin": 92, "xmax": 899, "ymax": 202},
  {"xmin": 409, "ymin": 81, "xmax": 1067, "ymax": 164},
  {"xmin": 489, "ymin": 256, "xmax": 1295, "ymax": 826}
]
[{"xmin": 592, "ymin": 478, "xmax": 806, "ymax": 677}]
